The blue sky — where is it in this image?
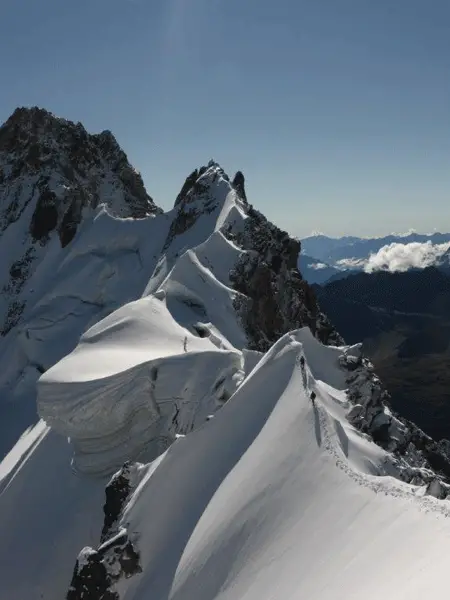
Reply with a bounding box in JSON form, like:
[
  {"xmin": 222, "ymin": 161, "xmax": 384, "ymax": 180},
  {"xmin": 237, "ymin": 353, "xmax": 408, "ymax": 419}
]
[{"xmin": 1, "ymin": 0, "xmax": 449, "ymax": 237}]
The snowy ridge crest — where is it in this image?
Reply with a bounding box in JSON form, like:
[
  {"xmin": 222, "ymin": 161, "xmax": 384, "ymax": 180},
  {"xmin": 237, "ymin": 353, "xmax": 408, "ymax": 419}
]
[
  {"xmin": 2, "ymin": 109, "xmax": 450, "ymax": 600},
  {"xmin": 37, "ymin": 162, "xmax": 344, "ymax": 475},
  {"xmin": 66, "ymin": 329, "xmax": 450, "ymax": 599}
]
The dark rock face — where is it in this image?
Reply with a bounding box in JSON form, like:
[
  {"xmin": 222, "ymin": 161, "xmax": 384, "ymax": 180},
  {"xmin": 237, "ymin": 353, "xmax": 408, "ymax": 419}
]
[
  {"xmin": 0, "ymin": 106, "xmax": 161, "ymax": 336},
  {"xmin": 340, "ymin": 348, "xmax": 450, "ymax": 492},
  {"xmin": 229, "ymin": 205, "xmax": 343, "ymax": 351},
  {"xmin": 101, "ymin": 462, "xmax": 133, "ymax": 543},
  {"xmin": 67, "ymin": 463, "xmax": 142, "ymax": 600},
  {"xmin": 1, "ymin": 248, "xmax": 35, "ymax": 335},
  {"xmin": 164, "ymin": 161, "xmax": 220, "ymax": 251},
  {"xmin": 232, "ymin": 170, "xmax": 247, "ymax": 203},
  {"xmin": 0, "ymin": 106, "xmax": 159, "ymax": 236},
  {"xmin": 67, "ymin": 534, "xmax": 141, "ymax": 600},
  {"xmin": 165, "ymin": 162, "xmax": 343, "ymax": 352},
  {"xmin": 67, "ymin": 550, "xmax": 118, "ymax": 600},
  {"xmin": 174, "ymin": 165, "xmax": 208, "ymax": 207},
  {"xmin": 29, "ymin": 187, "xmax": 59, "ymax": 241}
]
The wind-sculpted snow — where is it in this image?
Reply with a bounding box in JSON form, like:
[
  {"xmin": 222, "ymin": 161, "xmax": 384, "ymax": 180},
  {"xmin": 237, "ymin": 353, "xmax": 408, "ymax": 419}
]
[
  {"xmin": 0, "ymin": 106, "xmax": 168, "ymax": 461},
  {"xmin": 2, "ymin": 124, "xmax": 450, "ymax": 600},
  {"xmin": 85, "ymin": 329, "xmax": 450, "ymax": 600},
  {"xmin": 38, "ymin": 296, "xmax": 243, "ymax": 475},
  {"xmin": 0, "ymin": 207, "xmax": 169, "ymax": 459}
]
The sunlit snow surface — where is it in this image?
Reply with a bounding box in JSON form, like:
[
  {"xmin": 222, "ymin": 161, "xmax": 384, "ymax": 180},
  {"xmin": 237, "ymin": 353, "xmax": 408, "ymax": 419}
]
[
  {"xmin": 3, "ymin": 325, "xmax": 450, "ymax": 599},
  {"xmin": 1, "ymin": 164, "xmax": 450, "ymax": 599},
  {"xmin": 38, "ymin": 296, "xmax": 243, "ymax": 475},
  {"xmin": 116, "ymin": 330, "xmax": 450, "ymax": 600}
]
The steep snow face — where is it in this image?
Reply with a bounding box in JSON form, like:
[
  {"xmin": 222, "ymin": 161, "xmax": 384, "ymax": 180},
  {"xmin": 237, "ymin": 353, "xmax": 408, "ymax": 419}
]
[
  {"xmin": 5, "ymin": 136, "xmax": 441, "ymax": 599},
  {"xmin": 0, "ymin": 107, "xmax": 166, "ymax": 458},
  {"xmin": 0, "ymin": 206, "xmax": 170, "ymax": 460},
  {"xmin": 36, "ymin": 163, "xmax": 344, "ymax": 476},
  {"xmin": 38, "ymin": 296, "xmax": 243, "ymax": 475},
  {"xmin": 146, "ymin": 161, "xmax": 341, "ymax": 352},
  {"xmin": 71, "ymin": 329, "xmax": 450, "ymax": 600},
  {"xmin": 144, "ymin": 161, "xmax": 247, "ymax": 296}
]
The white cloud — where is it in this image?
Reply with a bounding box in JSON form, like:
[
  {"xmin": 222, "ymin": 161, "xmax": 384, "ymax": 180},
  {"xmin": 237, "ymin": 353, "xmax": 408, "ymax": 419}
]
[
  {"xmin": 364, "ymin": 241, "xmax": 450, "ymax": 273},
  {"xmin": 336, "ymin": 258, "xmax": 367, "ymax": 269}
]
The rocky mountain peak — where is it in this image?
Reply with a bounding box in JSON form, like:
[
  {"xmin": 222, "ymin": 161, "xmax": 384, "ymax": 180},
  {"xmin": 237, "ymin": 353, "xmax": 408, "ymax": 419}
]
[
  {"xmin": 0, "ymin": 106, "xmax": 161, "ymax": 336},
  {"xmin": 160, "ymin": 160, "xmax": 343, "ymax": 352},
  {"xmin": 0, "ymin": 106, "xmax": 159, "ymax": 223},
  {"xmin": 174, "ymin": 160, "xmax": 228, "ymax": 208},
  {"xmin": 0, "ymin": 106, "xmax": 87, "ymax": 161}
]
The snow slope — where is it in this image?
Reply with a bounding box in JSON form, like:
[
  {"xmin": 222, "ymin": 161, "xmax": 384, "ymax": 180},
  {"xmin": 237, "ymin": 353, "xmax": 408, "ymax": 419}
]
[
  {"xmin": 103, "ymin": 329, "xmax": 450, "ymax": 600},
  {"xmin": 0, "ymin": 207, "xmax": 169, "ymax": 460},
  {"xmin": 38, "ymin": 296, "xmax": 243, "ymax": 475},
  {"xmin": 0, "ymin": 154, "xmax": 341, "ymax": 599},
  {"xmin": 1, "ymin": 109, "xmax": 449, "ymax": 600},
  {"xmin": 37, "ymin": 163, "xmax": 341, "ymax": 477},
  {"xmin": 0, "ymin": 107, "xmax": 164, "ymax": 461},
  {"xmin": 0, "ymin": 426, "xmax": 107, "ymax": 600}
]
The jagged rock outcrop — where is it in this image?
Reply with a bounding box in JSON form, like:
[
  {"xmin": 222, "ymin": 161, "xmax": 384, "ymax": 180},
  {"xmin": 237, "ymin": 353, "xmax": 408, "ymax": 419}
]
[
  {"xmin": 232, "ymin": 170, "xmax": 247, "ymax": 203},
  {"xmin": 157, "ymin": 161, "xmax": 343, "ymax": 352},
  {"xmin": 0, "ymin": 106, "xmax": 160, "ymax": 337},
  {"xmin": 101, "ymin": 463, "xmax": 135, "ymax": 542},
  {"xmin": 162, "ymin": 160, "xmax": 226, "ymax": 254},
  {"xmin": 341, "ymin": 348, "xmax": 450, "ymax": 491},
  {"xmin": 174, "ymin": 164, "xmax": 210, "ymax": 207},
  {"xmin": 67, "ymin": 463, "xmax": 143, "ymax": 600},
  {"xmin": 228, "ymin": 204, "xmax": 343, "ymax": 351},
  {"xmin": 0, "ymin": 107, "xmax": 158, "ymax": 236}
]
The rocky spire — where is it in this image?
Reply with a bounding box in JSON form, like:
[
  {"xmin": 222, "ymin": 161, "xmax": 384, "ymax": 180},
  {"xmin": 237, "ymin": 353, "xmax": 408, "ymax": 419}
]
[
  {"xmin": 232, "ymin": 170, "xmax": 247, "ymax": 203},
  {"xmin": 168, "ymin": 161, "xmax": 343, "ymax": 351}
]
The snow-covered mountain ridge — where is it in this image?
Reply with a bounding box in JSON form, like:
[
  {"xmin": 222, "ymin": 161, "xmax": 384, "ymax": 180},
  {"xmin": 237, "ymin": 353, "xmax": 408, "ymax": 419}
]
[
  {"xmin": 1, "ymin": 107, "xmax": 450, "ymax": 599},
  {"xmin": 66, "ymin": 330, "xmax": 450, "ymax": 600},
  {"xmin": 36, "ymin": 158, "xmax": 342, "ymax": 477},
  {"xmin": 0, "ymin": 106, "xmax": 158, "ymax": 329},
  {"xmin": 0, "ymin": 107, "xmax": 165, "ymax": 457}
]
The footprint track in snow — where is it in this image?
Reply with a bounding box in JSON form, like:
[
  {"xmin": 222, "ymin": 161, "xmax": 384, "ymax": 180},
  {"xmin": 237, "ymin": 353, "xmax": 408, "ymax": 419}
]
[{"xmin": 314, "ymin": 400, "xmax": 450, "ymax": 519}]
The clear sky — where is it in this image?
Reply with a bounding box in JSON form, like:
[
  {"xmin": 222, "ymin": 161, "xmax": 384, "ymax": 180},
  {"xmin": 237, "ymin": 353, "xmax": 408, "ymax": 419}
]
[{"xmin": 1, "ymin": 0, "xmax": 449, "ymax": 237}]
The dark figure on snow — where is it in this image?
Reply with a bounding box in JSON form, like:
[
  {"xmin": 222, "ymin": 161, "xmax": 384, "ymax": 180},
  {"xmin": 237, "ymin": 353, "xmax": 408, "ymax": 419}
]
[{"xmin": 310, "ymin": 391, "xmax": 316, "ymax": 405}]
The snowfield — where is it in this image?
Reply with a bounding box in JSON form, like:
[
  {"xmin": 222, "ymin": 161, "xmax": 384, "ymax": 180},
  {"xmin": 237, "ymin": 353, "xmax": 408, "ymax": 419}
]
[
  {"xmin": 0, "ymin": 206, "xmax": 169, "ymax": 461},
  {"xmin": 113, "ymin": 330, "xmax": 450, "ymax": 600},
  {"xmin": 1, "ymin": 150, "xmax": 450, "ymax": 599},
  {"xmin": 38, "ymin": 296, "xmax": 243, "ymax": 475}
]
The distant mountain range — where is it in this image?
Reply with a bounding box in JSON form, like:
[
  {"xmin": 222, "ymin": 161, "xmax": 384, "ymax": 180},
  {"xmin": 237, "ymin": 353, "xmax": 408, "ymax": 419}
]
[
  {"xmin": 302, "ymin": 232, "xmax": 450, "ymax": 263},
  {"xmin": 299, "ymin": 233, "xmax": 450, "ymax": 284}
]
